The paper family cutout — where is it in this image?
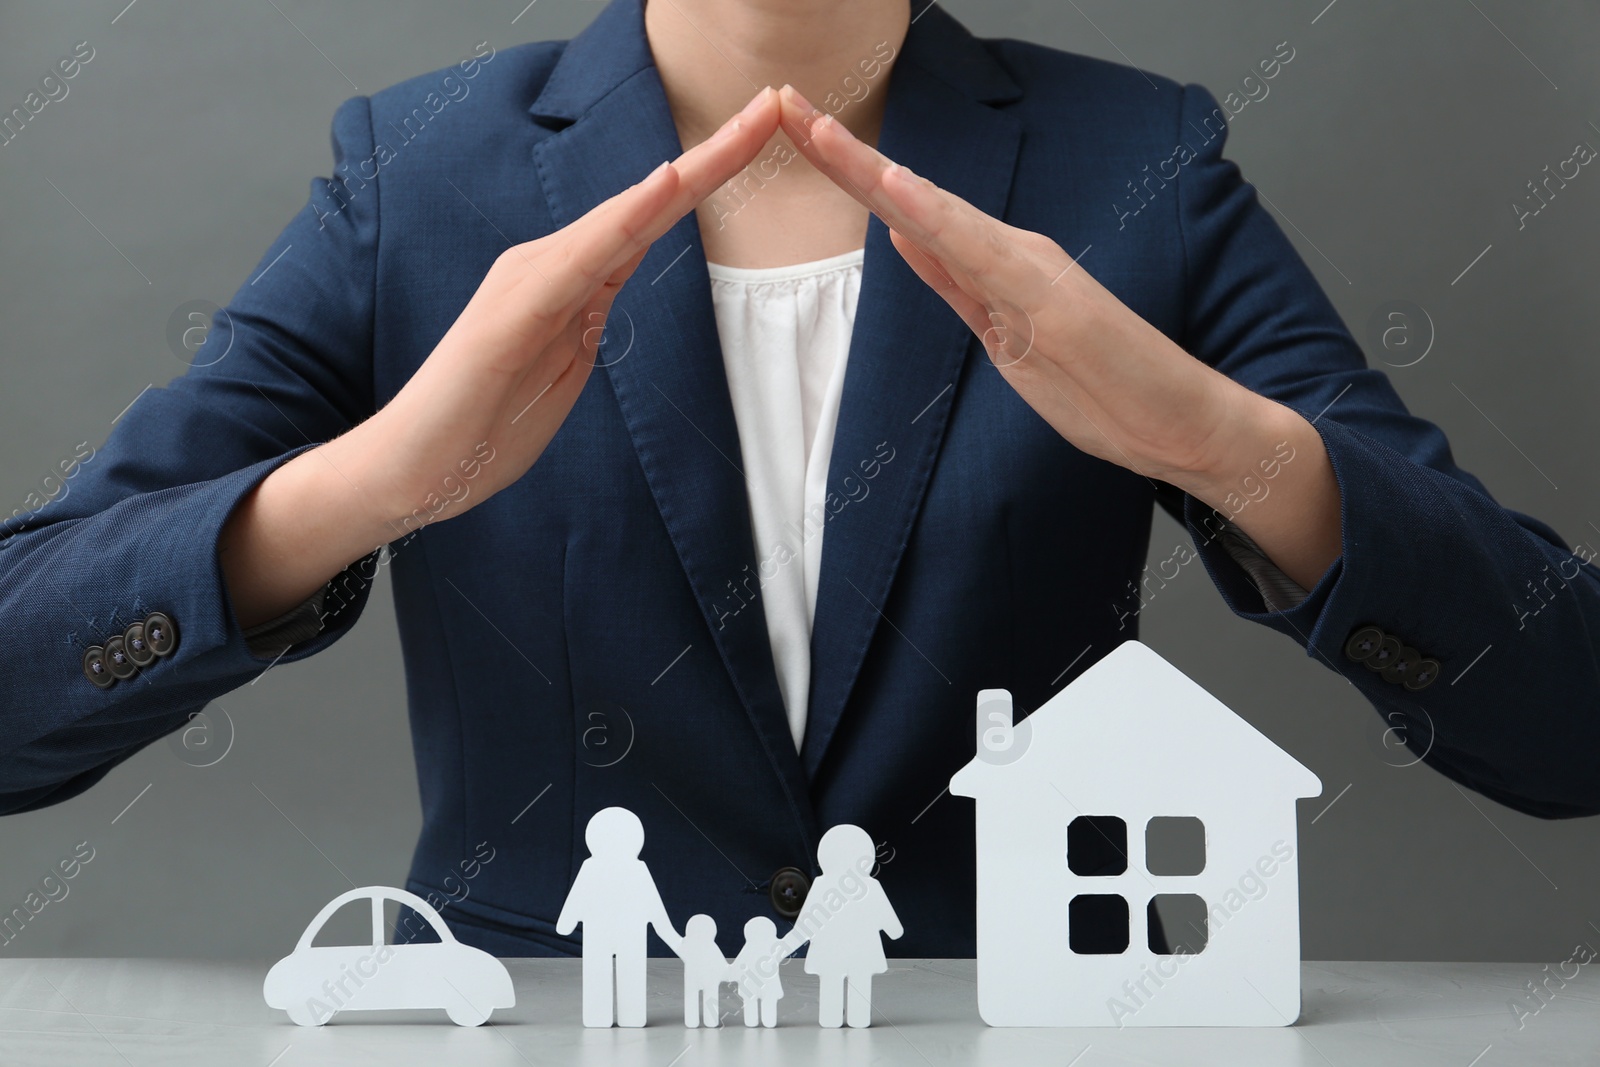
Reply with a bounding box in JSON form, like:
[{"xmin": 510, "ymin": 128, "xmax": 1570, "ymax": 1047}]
[
  {"xmin": 261, "ymin": 642, "xmax": 1313, "ymax": 1031},
  {"xmin": 950, "ymin": 640, "xmax": 1321, "ymax": 1027},
  {"xmin": 555, "ymin": 806, "xmax": 685, "ymax": 1027},
  {"xmin": 558, "ymin": 808, "xmax": 902, "ymax": 1028},
  {"xmin": 263, "ymin": 885, "xmax": 514, "ymax": 1026},
  {"xmin": 792, "ymin": 823, "xmax": 906, "ymax": 1028}
]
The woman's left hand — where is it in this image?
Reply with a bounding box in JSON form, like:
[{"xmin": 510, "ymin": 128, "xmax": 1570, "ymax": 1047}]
[{"xmin": 774, "ymin": 85, "xmax": 1343, "ymax": 590}]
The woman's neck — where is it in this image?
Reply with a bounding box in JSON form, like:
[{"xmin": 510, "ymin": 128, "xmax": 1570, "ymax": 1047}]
[{"xmin": 643, "ymin": 0, "xmax": 909, "ymax": 147}]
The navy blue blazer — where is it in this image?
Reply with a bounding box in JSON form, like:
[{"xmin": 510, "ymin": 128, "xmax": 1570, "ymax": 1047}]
[{"xmin": 4, "ymin": 0, "xmax": 1599, "ymax": 958}]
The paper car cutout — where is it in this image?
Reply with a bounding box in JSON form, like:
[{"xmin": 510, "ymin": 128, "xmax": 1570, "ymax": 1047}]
[{"xmin": 263, "ymin": 885, "xmax": 514, "ymax": 1026}]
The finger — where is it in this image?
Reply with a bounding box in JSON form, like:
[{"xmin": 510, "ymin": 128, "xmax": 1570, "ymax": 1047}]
[
  {"xmin": 505, "ymin": 88, "xmax": 777, "ymax": 327},
  {"xmin": 506, "ymin": 320, "xmax": 594, "ymax": 436},
  {"xmin": 654, "ymin": 86, "xmax": 783, "ymax": 225},
  {"xmin": 778, "ymin": 85, "xmax": 1033, "ymax": 299},
  {"xmin": 887, "ymin": 228, "xmax": 990, "ymax": 340},
  {"xmin": 490, "ymin": 87, "xmax": 774, "ymax": 393},
  {"xmin": 890, "ymin": 228, "xmax": 1039, "ymax": 372},
  {"xmin": 537, "ymin": 242, "xmax": 645, "ymax": 389},
  {"xmin": 555, "ymin": 87, "xmax": 780, "ymax": 284},
  {"xmin": 490, "ymin": 238, "xmax": 642, "ymax": 402},
  {"xmin": 886, "ymin": 226, "xmax": 955, "ymax": 293},
  {"xmin": 776, "ymin": 85, "xmax": 878, "ymax": 214},
  {"xmin": 495, "ymin": 157, "xmax": 681, "ymax": 321},
  {"xmin": 607, "ymin": 245, "xmax": 651, "ymax": 291},
  {"xmin": 573, "ymin": 256, "xmax": 640, "ymax": 369}
]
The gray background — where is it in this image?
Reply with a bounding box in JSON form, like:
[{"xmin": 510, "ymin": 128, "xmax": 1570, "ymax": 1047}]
[{"xmin": 1, "ymin": 0, "xmax": 1596, "ymax": 962}]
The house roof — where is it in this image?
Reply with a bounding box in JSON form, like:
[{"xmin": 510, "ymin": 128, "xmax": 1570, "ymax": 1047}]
[{"xmin": 949, "ymin": 640, "xmax": 1322, "ymax": 805}]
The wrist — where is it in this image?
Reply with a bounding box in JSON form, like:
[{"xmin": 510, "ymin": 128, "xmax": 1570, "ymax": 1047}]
[
  {"xmin": 265, "ymin": 441, "xmax": 397, "ymax": 564},
  {"xmin": 1142, "ymin": 371, "xmax": 1280, "ymax": 501},
  {"xmin": 1176, "ymin": 396, "xmax": 1344, "ymax": 590},
  {"xmin": 317, "ymin": 409, "xmax": 427, "ymax": 546},
  {"xmin": 1165, "ymin": 387, "xmax": 1301, "ymax": 507},
  {"xmin": 219, "ymin": 443, "xmax": 391, "ymax": 631}
]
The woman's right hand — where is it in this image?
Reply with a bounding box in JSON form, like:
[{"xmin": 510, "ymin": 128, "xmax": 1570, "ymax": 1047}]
[
  {"xmin": 350, "ymin": 86, "xmax": 782, "ymax": 533},
  {"xmin": 221, "ymin": 88, "xmax": 780, "ymax": 629}
]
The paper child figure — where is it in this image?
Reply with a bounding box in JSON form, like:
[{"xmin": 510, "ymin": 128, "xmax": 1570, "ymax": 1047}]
[
  {"xmin": 731, "ymin": 916, "xmax": 786, "ymax": 1027},
  {"xmin": 784, "ymin": 823, "xmax": 903, "ymax": 1028},
  {"xmin": 679, "ymin": 914, "xmax": 732, "ymax": 1027},
  {"xmin": 556, "ymin": 807, "xmax": 684, "ymax": 1027}
]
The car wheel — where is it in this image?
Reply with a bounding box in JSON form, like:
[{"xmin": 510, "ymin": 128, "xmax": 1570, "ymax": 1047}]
[
  {"xmin": 285, "ymin": 1002, "xmax": 328, "ymax": 1027},
  {"xmin": 447, "ymin": 1001, "xmax": 490, "ymax": 1026}
]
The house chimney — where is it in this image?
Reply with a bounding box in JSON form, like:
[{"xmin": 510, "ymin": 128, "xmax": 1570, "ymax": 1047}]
[{"xmin": 977, "ymin": 689, "xmax": 1014, "ymax": 759}]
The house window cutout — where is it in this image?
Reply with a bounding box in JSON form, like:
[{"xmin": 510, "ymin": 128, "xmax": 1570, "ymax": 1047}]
[
  {"xmin": 1069, "ymin": 894, "xmax": 1129, "ymax": 954},
  {"xmin": 1148, "ymin": 894, "xmax": 1208, "ymax": 955},
  {"xmin": 1066, "ymin": 815, "xmax": 1127, "ymax": 876},
  {"xmin": 1145, "ymin": 816, "xmax": 1206, "ymax": 876}
]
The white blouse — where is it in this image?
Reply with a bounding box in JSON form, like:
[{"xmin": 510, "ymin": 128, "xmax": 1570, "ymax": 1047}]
[{"xmin": 705, "ymin": 248, "xmax": 865, "ymax": 751}]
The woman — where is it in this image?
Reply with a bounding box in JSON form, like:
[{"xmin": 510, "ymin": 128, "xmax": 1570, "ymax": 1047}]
[
  {"xmin": 790, "ymin": 824, "xmax": 903, "ymax": 1028},
  {"xmin": 3, "ymin": 0, "xmax": 1598, "ymax": 961}
]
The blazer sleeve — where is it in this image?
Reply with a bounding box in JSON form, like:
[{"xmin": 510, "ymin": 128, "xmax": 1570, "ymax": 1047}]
[
  {"xmin": 0, "ymin": 95, "xmax": 388, "ymax": 815},
  {"xmin": 242, "ymin": 584, "xmax": 331, "ymax": 658},
  {"xmin": 1169, "ymin": 82, "xmax": 1600, "ymax": 818}
]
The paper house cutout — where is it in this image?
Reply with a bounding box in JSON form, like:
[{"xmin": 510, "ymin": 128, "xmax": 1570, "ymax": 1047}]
[
  {"xmin": 264, "ymin": 886, "xmax": 514, "ymax": 1026},
  {"xmin": 949, "ymin": 640, "xmax": 1321, "ymax": 1027}
]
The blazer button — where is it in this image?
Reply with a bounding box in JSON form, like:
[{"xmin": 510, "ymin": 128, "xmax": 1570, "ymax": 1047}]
[
  {"xmin": 1382, "ymin": 647, "xmax": 1421, "ymax": 685},
  {"xmin": 1365, "ymin": 636, "xmax": 1403, "ymax": 673},
  {"xmin": 124, "ymin": 621, "xmax": 156, "ymax": 668},
  {"xmin": 1344, "ymin": 625, "xmax": 1386, "ymax": 663},
  {"xmin": 1405, "ymin": 658, "xmax": 1442, "ymax": 691},
  {"xmin": 82, "ymin": 646, "xmax": 116, "ymax": 690},
  {"xmin": 144, "ymin": 612, "xmax": 179, "ymax": 657},
  {"xmin": 103, "ymin": 635, "xmax": 138, "ymax": 680},
  {"xmin": 768, "ymin": 867, "xmax": 811, "ymax": 921}
]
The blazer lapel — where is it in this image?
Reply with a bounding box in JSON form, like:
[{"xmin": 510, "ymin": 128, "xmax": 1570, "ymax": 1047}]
[
  {"xmin": 529, "ymin": 0, "xmax": 812, "ymax": 825},
  {"xmin": 800, "ymin": 8, "xmax": 1023, "ymax": 778}
]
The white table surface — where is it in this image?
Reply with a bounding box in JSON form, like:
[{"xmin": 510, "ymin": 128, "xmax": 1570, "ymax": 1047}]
[{"xmin": 0, "ymin": 958, "xmax": 1591, "ymax": 1066}]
